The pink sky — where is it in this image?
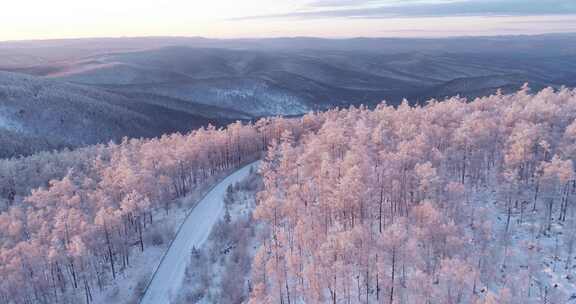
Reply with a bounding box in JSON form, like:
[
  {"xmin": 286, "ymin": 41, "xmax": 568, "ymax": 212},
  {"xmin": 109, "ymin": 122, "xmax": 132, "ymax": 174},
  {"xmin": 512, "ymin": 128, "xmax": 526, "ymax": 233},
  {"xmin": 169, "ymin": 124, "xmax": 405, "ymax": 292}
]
[{"xmin": 2, "ymin": 0, "xmax": 575, "ymax": 41}]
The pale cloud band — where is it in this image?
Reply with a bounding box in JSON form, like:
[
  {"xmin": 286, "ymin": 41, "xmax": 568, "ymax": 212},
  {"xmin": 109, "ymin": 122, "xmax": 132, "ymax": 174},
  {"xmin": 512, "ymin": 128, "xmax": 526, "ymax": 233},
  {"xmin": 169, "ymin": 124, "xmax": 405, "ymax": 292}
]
[
  {"xmin": 221, "ymin": 0, "xmax": 576, "ymax": 38},
  {"xmin": 241, "ymin": 0, "xmax": 576, "ymax": 19}
]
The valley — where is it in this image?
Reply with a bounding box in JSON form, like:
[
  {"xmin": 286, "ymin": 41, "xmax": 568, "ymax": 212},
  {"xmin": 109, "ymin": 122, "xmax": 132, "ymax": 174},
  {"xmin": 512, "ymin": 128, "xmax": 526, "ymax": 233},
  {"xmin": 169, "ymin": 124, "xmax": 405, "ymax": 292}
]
[
  {"xmin": 0, "ymin": 33, "xmax": 575, "ymax": 304},
  {"xmin": 1, "ymin": 35, "xmax": 575, "ymax": 158}
]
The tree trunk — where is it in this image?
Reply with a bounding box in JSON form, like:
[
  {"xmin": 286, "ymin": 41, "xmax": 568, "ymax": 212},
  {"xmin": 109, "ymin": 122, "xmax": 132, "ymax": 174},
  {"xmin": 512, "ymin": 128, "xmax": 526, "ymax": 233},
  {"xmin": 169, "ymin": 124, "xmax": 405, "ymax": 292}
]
[
  {"xmin": 103, "ymin": 222, "xmax": 116, "ymax": 280},
  {"xmin": 390, "ymin": 248, "xmax": 396, "ymax": 304}
]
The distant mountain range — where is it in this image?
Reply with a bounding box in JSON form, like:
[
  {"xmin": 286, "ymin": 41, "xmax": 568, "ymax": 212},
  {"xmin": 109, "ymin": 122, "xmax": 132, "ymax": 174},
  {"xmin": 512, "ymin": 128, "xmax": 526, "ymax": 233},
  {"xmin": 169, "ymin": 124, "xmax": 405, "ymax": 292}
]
[{"xmin": 0, "ymin": 34, "xmax": 575, "ymax": 157}]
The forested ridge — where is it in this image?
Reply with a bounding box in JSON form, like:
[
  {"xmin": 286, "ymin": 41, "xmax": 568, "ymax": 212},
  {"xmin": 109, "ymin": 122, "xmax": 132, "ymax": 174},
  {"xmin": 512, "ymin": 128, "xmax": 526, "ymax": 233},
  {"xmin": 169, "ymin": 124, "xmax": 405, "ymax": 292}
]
[
  {"xmin": 0, "ymin": 117, "xmax": 317, "ymax": 303},
  {"xmin": 252, "ymin": 86, "xmax": 576, "ymax": 303},
  {"xmin": 1, "ymin": 86, "xmax": 576, "ymax": 304}
]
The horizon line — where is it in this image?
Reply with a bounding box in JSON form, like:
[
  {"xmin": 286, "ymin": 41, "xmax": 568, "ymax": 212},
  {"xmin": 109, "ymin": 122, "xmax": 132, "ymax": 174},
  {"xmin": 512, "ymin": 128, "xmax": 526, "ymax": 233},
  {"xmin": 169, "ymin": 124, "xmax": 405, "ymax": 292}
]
[{"xmin": 1, "ymin": 31, "xmax": 576, "ymax": 44}]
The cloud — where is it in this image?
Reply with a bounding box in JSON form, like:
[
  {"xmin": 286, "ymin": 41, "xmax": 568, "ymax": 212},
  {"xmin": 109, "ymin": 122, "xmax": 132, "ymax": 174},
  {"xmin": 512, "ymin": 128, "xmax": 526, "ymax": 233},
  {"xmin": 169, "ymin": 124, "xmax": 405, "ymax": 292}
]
[
  {"xmin": 305, "ymin": 0, "xmax": 378, "ymax": 8},
  {"xmin": 239, "ymin": 0, "xmax": 576, "ymax": 20},
  {"xmin": 506, "ymin": 17, "xmax": 576, "ymax": 25},
  {"xmin": 305, "ymin": 0, "xmax": 451, "ymax": 8}
]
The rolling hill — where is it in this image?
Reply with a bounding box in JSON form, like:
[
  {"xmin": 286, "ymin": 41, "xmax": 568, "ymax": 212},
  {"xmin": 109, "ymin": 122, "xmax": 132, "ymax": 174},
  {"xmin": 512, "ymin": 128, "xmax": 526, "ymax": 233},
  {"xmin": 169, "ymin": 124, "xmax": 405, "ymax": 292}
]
[
  {"xmin": 1, "ymin": 34, "xmax": 576, "ymax": 157},
  {"xmin": 0, "ymin": 71, "xmax": 238, "ymax": 157}
]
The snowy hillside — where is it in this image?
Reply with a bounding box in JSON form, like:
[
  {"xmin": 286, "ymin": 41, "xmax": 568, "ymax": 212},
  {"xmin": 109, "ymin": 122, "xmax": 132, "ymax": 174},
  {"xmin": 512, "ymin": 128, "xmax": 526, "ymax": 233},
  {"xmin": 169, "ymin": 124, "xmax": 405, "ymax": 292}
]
[
  {"xmin": 0, "ymin": 35, "xmax": 575, "ymax": 158},
  {"xmin": 251, "ymin": 87, "xmax": 576, "ymax": 303},
  {"xmin": 0, "ymin": 71, "xmax": 238, "ymax": 157},
  {"xmin": 0, "ymin": 71, "xmax": 153, "ymax": 156},
  {"xmin": 10, "ymin": 42, "xmax": 576, "ymax": 118},
  {"xmin": 0, "ymin": 88, "xmax": 574, "ymax": 304}
]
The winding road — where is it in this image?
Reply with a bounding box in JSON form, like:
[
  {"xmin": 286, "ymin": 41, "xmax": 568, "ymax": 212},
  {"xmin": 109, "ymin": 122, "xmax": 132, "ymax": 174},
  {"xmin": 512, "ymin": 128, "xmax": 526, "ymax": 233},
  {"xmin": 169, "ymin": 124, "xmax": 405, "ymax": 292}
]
[{"xmin": 139, "ymin": 161, "xmax": 259, "ymax": 304}]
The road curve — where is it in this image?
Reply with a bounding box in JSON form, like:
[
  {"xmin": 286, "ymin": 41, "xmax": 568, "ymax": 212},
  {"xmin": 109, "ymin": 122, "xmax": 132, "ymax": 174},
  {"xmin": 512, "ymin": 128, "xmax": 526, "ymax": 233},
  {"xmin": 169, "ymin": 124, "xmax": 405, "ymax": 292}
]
[{"xmin": 140, "ymin": 161, "xmax": 259, "ymax": 304}]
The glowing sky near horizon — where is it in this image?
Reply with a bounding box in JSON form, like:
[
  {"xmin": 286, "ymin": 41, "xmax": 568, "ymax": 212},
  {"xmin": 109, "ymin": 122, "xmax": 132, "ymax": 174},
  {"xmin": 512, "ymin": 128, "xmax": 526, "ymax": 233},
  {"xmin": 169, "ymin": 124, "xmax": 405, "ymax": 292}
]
[{"xmin": 1, "ymin": 0, "xmax": 576, "ymax": 41}]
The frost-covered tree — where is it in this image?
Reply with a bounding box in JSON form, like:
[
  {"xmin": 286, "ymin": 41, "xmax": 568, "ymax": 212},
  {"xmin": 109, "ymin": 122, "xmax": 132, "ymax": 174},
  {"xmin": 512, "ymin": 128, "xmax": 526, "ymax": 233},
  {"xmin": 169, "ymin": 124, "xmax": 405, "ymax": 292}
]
[{"xmin": 250, "ymin": 87, "xmax": 576, "ymax": 304}]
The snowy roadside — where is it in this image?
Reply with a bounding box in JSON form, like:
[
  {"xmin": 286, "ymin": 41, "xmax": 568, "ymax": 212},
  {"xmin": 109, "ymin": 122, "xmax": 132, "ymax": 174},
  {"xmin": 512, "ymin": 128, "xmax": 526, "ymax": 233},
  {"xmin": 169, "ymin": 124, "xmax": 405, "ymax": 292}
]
[
  {"xmin": 176, "ymin": 167, "xmax": 263, "ymax": 304},
  {"xmin": 87, "ymin": 164, "xmax": 254, "ymax": 304},
  {"xmin": 139, "ymin": 161, "xmax": 260, "ymax": 304}
]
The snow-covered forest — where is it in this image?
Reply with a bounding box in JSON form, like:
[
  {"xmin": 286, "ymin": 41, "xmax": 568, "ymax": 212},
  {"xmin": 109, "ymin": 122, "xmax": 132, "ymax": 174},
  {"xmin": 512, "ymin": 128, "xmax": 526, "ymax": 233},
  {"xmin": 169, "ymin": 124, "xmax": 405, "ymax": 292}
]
[
  {"xmin": 252, "ymin": 86, "xmax": 576, "ymax": 303},
  {"xmin": 0, "ymin": 117, "xmax": 314, "ymax": 303},
  {"xmin": 1, "ymin": 86, "xmax": 575, "ymax": 304}
]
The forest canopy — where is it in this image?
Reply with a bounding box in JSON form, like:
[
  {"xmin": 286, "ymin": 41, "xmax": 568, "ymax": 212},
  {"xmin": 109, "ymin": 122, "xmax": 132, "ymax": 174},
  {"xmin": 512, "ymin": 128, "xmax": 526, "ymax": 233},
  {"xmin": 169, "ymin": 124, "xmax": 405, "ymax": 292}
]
[{"xmin": 0, "ymin": 86, "xmax": 575, "ymax": 303}]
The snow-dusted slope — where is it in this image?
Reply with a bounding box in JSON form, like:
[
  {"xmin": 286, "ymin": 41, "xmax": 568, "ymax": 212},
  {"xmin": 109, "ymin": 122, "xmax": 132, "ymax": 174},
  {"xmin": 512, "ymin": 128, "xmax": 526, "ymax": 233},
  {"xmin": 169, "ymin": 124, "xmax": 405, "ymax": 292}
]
[
  {"xmin": 14, "ymin": 45, "xmax": 576, "ymax": 118},
  {"xmin": 0, "ymin": 71, "xmax": 155, "ymax": 156},
  {"xmin": 139, "ymin": 161, "xmax": 259, "ymax": 304},
  {"xmin": 0, "ymin": 71, "xmax": 238, "ymax": 157}
]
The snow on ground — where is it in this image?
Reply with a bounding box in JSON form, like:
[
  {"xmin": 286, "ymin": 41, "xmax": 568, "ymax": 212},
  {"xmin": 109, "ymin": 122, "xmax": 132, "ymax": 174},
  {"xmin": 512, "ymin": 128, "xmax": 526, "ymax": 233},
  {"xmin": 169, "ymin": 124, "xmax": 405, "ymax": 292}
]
[
  {"xmin": 0, "ymin": 110, "xmax": 25, "ymax": 133},
  {"xmin": 89, "ymin": 160, "xmax": 575, "ymax": 304},
  {"xmin": 139, "ymin": 161, "xmax": 260, "ymax": 304},
  {"xmin": 85, "ymin": 166, "xmax": 248, "ymax": 304},
  {"xmin": 467, "ymin": 175, "xmax": 576, "ymax": 303},
  {"xmin": 89, "ymin": 206, "xmax": 188, "ymax": 304},
  {"xmin": 176, "ymin": 167, "xmax": 262, "ymax": 304}
]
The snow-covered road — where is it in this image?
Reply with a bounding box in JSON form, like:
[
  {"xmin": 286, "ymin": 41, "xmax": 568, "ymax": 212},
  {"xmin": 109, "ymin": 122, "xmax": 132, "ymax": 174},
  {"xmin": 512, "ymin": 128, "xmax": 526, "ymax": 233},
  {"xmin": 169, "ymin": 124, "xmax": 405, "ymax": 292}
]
[{"xmin": 139, "ymin": 161, "xmax": 259, "ymax": 304}]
